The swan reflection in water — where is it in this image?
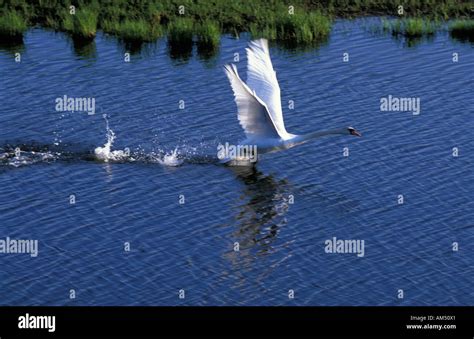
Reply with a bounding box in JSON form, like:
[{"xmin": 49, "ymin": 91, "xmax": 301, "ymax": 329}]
[
  {"xmin": 220, "ymin": 164, "xmax": 360, "ymax": 293},
  {"xmin": 219, "ymin": 165, "xmax": 296, "ymax": 294},
  {"xmin": 229, "ymin": 166, "xmax": 292, "ymax": 252},
  {"xmin": 221, "ymin": 164, "xmax": 295, "ymax": 265}
]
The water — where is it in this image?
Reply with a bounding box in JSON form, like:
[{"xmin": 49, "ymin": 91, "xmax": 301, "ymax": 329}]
[{"xmin": 0, "ymin": 18, "xmax": 473, "ymax": 306}]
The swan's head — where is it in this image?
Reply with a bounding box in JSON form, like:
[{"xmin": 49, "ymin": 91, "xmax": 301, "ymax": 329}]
[{"xmin": 347, "ymin": 127, "xmax": 362, "ymax": 137}]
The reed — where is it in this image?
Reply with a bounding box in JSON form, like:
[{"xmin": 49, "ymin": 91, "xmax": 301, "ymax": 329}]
[
  {"xmin": 72, "ymin": 7, "xmax": 98, "ymax": 40},
  {"xmin": 0, "ymin": 11, "xmax": 27, "ymax": 42},
  {"xmin": 449, "ymin": 20, "xmax": 474, "ymax": 42},
  {"xmin": 115, "ymin": 20, "xmax": 162, "ymax": 42},
  {"xmin": 167, "ymin": 18, "xmax": 194, "ymax": 45},
  {"xmin": 167, "ymin": 18, "xmax": 194, "ymax": 59},
  {"xmin": 384, "ymin": 18, "xmax": 437, "ymax": 37},
  {"xmin": 196, "ymin": 20, "xmax": 220, "ymax": 51},
  {"xmin": 278, "ymin": 11, "xmax": 331, "ymax": 43},
  {"xmin": 1, "ymin": 0, "xmax": 471, "ymax": 52}
]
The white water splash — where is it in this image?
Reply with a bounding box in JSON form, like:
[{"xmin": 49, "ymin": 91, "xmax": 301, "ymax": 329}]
[
  {"xmin": 94, "ymin": 114, "xmax": 131, "ymax": 162},
  {"xmin": 3, "ymin": 147, "xmax": 58, "ymax": 168},
  {"xmin": 155, "ymin": 147, "xmax": 183, "ymax": 167}
]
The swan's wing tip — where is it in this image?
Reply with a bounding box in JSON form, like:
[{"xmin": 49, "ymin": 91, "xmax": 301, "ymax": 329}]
[
  {"xmin": 250, "ymin": 38, "xmax": 268, "ymax": 45},
  {"xmin": 249, "ymin": 38, "xmax": 269, "ymax": 53},
  {"xmin": 224, "ymin": 63, "xmax": 238, "ymax": 75},
  {"xmin": 224, "ymin": 60, "xmax": 281, "ymax": 140}
]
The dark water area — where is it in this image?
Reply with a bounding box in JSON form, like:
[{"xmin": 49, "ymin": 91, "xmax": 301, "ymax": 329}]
[{"xmin": 0, "ymin": 18, "xmax": 473, "ymax": 305}]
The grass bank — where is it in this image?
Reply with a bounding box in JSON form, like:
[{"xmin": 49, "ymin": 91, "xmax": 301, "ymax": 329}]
[
  {"xmin": 71, "ymin": 6, "xmax": 98, "ymax": 40},
  {"xmin": 449, "ymin": 20, "xmax": 474, "ymax": 42},
  {"xmin": 0, "ymin": 10, "xmax": 27, "ymax": 42},
  {"xmin": 102, "ymin": 19, "xmax": 163, "ymax": 42},
  {"xmin": 381, "ymin": 17, "xmax": 474, "ymax": 44},
  {"xmin": 0, "ymin": 0, "xmax": 472, "ymax": 51},
  {"xmin": 383, "ymin": 18, "xmax": 438, "ymax": 37}
]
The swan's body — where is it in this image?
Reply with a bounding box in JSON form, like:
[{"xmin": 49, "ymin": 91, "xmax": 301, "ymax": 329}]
[{"xmin": 224, "ymin": 39, "xmax": 360, "ymax": 162}]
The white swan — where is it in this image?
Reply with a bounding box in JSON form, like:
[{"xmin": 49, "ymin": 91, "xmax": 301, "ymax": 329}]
[{"xmin": 224, "ymin": 39, "xmax": 361, "ymax": 161}]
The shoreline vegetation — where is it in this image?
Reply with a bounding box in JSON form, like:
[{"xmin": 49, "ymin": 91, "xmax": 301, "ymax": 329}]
[
  {"xmin": 383, "ymin": 18, "xmax": 438, "ymax": 37},
  {"xmin": 449, "ymin": 19, "xmax": 474, "ymax": 42},
  {"xmin": 1, "ymin": 0, "xmax": 473, "ymax": 56}
]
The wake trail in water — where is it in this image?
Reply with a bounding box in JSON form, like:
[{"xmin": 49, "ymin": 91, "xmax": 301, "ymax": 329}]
[
  {"xmin": 0, "ymin": 146, "xmax": 60, "ymax": 168},
  {"xmin": 1, "ymin": 115, "xmax": 218, "ymax": 169},
  {"xmin": 0, "ymin": 143, "xmax": 217, "ymax": 169},
  {"xmin": 93, "ymin": 114, "xmax": 187, "ymax": 166}
]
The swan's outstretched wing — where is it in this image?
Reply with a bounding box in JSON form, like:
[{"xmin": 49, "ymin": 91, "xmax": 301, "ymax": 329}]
[
  {"xmin": 224, "ymin": 64, "xmax": 280, "ymax": 140},
  {"xmin": 246, "ymin": 39, "xmax": 286, "ymax": 136}
]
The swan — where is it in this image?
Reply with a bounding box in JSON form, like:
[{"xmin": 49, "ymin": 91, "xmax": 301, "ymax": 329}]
[{"xmin": 224, "ymin": 39, "xmax": 361, "ymax": 162}]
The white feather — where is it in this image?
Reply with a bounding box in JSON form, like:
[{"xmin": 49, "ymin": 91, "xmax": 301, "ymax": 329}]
[
  {"xmin": 224, "ymin": 64, "xmax": 280, "ymax": 140},
  {"xmin": 246, "ymin": 39, "xmax": 289, "ymax": 138}
]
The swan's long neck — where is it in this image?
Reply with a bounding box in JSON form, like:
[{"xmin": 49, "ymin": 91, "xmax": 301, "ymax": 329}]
[{"xmin": 291, "ymin": 128, "xmax": 348, "ymax": 144}]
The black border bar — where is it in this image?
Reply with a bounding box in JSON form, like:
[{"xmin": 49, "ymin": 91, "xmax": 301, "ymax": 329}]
[{"xmin": 0, "ymin": 306, "xmax": 472, "ymax": 337}]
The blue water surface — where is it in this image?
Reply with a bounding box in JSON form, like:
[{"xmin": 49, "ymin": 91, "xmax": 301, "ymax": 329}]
[{"xmin": 0, "ymin": 18, "xmax": 473, "ymax": 305}]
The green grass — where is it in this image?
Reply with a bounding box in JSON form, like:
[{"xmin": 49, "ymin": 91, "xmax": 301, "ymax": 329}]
[
  {"xmin": 276, "ymin": 11, "xmax": 331, "ymax": 43},
  {"xmin": 166, "ymin": 18, "xmax": 194, "ymax": 59},
  {"xmin": 100, "ymin": 20, "xmax": 119, "ymax": 35},
  {"xmin": 248, "ymin": 11, "xmax": 331, "ymax": 45},
  {"xmin": 167, "ymin": 18, "xmax": 194, "ymax": 45},
  {"xmin": 405, "ymin": 18, "xmax": 436, "ymax": 37},
  {"xmin": 61, "ymin": 9, "xmax": 74, "ymax": 32},
  {"xmin": 449, "ymin": 20, "xmax": 474, "ymax": 41},
  {"xmin": 0, "ymin": 11, "xmax": 27, "ymax": 41},
  {"xmin": 383, "ymin": 18, "xmax": 437, "ymax": 37},
  {"xmin": 1, "ymin": 0, "xmax": 472, "ymax": 53},
  {"xmin": 196, "ymin": 20, "xmax": 220, "ymax": 51},
  {"xmin": 250, "ymin": 24, "xmax": 277, "ymax": 40},
  {"xmin": 105, "ymin": 19, "xmax": 163, "ymax": 42},
  {"xmin": 72, "ymin": 7, "xmax": 98, "ymax": 40}
]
